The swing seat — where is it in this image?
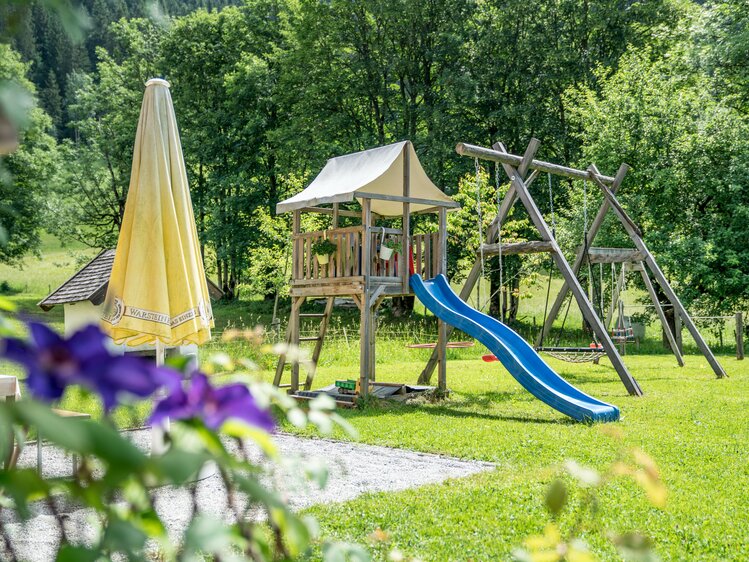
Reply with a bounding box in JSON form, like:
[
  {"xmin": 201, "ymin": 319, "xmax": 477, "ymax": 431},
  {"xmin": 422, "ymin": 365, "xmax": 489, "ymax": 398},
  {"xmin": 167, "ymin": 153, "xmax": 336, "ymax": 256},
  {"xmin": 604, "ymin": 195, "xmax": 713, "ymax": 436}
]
[
  {"xmin": 610, "ymin": 327, "xmax": 635, "ymax": 343},
  {"xmin": 536, "ymin": 346, "xmax": 606, "ymax": 363}
]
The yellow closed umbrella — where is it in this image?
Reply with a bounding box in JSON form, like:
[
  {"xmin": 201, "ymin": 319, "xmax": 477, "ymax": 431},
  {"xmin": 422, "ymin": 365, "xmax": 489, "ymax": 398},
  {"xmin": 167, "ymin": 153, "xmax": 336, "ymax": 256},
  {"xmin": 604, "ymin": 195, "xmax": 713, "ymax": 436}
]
[{"xmin": 102, "ymin": 78, "xmax": 213, "ymax": 348}]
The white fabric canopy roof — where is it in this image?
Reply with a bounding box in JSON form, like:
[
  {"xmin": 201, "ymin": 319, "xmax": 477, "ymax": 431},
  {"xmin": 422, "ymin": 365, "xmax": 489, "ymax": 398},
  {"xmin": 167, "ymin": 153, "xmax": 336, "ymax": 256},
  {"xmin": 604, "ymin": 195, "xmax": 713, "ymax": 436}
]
[{"xmin": 276, "ymin": 141, "xmax": 456, "ymax": 216}]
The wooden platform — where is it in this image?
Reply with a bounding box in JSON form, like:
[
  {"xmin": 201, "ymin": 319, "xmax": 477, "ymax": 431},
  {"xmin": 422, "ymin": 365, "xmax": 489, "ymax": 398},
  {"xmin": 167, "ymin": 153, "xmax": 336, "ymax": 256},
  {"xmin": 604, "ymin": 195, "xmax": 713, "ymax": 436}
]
[{"xmin": 290, "ymin": 276, "xmax": 409, "ymax": 298}]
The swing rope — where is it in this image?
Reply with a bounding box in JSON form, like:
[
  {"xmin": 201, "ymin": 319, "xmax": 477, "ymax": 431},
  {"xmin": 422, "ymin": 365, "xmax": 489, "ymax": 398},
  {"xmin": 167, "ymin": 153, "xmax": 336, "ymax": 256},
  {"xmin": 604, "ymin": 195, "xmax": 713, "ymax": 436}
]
[{"xmin": 538, "ymin": 176, "xmax": 604, "ymax": 362}]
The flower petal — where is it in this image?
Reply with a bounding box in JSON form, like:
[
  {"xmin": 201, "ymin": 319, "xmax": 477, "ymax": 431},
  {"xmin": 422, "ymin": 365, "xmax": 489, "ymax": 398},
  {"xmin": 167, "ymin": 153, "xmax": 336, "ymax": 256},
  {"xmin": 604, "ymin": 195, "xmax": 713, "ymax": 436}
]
[{"xmin": 28, "ymin": 322, "xmax": 64, "ymax": 349}]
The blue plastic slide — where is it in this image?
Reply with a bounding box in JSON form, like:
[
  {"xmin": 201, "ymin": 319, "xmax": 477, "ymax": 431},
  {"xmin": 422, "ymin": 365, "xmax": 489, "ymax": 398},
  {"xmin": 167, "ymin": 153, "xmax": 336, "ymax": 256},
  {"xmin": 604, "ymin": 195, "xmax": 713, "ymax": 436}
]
[{"xmin": 410, "ymin": 274, "xmax": 619, "ymax": 422}]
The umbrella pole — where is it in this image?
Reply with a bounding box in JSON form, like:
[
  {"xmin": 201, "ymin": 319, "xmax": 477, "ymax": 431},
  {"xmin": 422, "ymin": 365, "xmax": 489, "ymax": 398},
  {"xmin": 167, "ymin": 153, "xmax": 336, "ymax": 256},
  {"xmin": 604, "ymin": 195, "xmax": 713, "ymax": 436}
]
[{"xmin": 151, "ymin": 339, "xmax": 170, "ymax": 454}]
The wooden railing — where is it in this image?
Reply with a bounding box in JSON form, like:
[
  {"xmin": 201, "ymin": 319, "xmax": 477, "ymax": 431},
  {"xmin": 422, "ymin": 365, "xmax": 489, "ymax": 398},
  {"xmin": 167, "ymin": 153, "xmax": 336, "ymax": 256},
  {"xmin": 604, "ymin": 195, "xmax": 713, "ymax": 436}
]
[
  {"xmin": 292, "ymin": 227, "xmax": 441, "ymax": 283},
  {"xmin": 411, "ymin": 232, "xmax": 441, "ymax": 279}
]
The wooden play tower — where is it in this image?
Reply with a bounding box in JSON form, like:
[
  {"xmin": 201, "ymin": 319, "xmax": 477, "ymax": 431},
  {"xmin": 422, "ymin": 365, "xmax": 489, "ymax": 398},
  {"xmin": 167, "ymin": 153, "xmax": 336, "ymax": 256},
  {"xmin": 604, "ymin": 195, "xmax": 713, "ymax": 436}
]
[{"xmin": 273, "ymin": 141, "xmax": 459, "ymax": 397}]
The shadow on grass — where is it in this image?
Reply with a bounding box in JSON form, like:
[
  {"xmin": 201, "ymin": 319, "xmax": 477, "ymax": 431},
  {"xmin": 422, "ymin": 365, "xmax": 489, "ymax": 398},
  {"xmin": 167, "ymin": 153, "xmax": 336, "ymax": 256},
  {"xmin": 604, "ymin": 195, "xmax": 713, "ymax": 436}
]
[{"xmin": 342, "ymin": 390, "xmax": 574, "ymax": 426}]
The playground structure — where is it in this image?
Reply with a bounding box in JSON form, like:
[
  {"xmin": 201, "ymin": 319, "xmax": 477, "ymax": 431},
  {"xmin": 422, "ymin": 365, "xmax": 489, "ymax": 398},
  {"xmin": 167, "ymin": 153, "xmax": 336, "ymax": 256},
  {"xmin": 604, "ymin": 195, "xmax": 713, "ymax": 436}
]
[
  {"xmin": 418, "ymin": 139, "xmax": 727, "ymax": 395},
  {"xmin": 274, "ymin": 138, "xmax": 727, "ymax": 421},
  {"xmin": 273, "ymin": 141, "xmax": 457, "ymax": 396}
]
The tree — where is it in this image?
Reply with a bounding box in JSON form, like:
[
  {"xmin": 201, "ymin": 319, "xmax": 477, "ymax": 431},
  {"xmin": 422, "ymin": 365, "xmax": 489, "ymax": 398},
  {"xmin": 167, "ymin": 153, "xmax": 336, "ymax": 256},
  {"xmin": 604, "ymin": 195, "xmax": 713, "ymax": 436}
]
[
  {"xmin": 52, "ymin": 18, "xmax": 161, "ymax": 249},
  {"xmin": 566, "ymin": 39, "xmax": 749, "ymax": 317},
  {"xmin": 0, "ymin": 43, "xmax": 60, "ymax": 264}
]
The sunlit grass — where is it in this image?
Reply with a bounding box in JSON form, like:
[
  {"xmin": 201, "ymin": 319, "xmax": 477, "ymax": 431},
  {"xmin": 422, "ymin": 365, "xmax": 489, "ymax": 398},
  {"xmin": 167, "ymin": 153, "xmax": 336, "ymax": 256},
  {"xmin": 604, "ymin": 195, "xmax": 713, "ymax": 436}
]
[{"xmin": 1, "ymin": 234, "xmax": 746, "ymax": 560}]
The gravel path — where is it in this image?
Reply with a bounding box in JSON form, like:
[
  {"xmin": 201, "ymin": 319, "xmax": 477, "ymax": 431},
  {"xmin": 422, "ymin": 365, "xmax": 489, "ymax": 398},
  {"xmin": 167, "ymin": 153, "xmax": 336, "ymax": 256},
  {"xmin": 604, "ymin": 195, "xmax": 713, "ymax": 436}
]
[{"xmin": 2, "ymin": 428, "xmax": 494, "ymax": 560}]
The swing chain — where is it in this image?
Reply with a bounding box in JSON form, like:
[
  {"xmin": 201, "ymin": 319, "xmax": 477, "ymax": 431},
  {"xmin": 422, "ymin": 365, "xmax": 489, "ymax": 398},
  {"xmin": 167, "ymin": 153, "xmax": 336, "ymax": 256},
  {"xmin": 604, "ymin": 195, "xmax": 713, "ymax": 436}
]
[
  {"xmin": 474, "ymin": 158, "xmax": 485, "ymax": 308},
  {"xmin": 495, "ymin": 162, "xmax": 504, "ymax": 322}
]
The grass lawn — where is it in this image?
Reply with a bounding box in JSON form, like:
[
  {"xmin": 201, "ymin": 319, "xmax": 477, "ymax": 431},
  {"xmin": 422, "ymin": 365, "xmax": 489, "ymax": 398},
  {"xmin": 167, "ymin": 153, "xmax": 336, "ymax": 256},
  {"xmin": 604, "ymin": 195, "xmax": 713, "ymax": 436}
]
[
  {"xmin": 294, "ymin": 354, "xmax": 747, "ymax": 561},
  {"xmin": 1, "ymin": 235, "xmax": 746, "ymax": 560}
]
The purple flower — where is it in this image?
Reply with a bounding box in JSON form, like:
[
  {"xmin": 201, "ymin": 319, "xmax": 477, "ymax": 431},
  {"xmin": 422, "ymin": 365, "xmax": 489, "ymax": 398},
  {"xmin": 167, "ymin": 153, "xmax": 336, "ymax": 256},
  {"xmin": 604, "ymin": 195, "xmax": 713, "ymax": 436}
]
[
  {"xmin": 2, "ymin": 322, "xmax": 104, "ymax": 401},
  {"xmin": 150, "ymin": 373, "xmax": 275, "ymax": 433},
  {"xmin": 1, "ymin": 322, "xmax": 180, "ymax": 411}
]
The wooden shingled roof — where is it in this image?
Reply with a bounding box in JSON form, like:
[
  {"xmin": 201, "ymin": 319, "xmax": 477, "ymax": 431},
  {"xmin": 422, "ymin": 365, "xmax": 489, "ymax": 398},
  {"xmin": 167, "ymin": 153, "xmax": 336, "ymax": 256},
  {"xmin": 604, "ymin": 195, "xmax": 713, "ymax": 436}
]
[
  {"xmin": 38, "ymin": 249, "xmax": 223, "ymax": 311},
  {"xmin": 39, "ymin": 249, "xmax": 115, "ymax": 311}
]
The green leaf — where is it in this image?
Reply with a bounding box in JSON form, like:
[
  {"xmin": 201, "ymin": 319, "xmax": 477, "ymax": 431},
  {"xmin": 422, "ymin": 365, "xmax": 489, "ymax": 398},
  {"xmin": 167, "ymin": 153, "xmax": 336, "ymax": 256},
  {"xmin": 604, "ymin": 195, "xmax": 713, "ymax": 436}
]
[
  {"xmin": 303, "ymin": 457, "xmax": 329, "ymax": 489},
  {"xmin": 0, "ymin": 469, "xmax": 49, "ymax": 519},
  {"xmin": 7, "ymin": 401, "xmax": 147, "ymax": 474},
  {"xmin": 221, "ymin": 420, "xmax": 277, "ymax": 458},
  {"xmin": 233, "ymin": 473, "xmax": 285, "ymax": 510},
  {"xmin": 322, "ymin": 542, "xmax": 371, "ymax": 562},
  {"xmin": 271, "ymin": 507, "xmax": 312, "ymax": 557},
  {"xmin": 611, "ymin": 532, "xmax": 660, "ymax": 562},
  {"xmin": 182, "ymin": 515, "xmax": 244, "ymax": 560},
  {"xmin": 164, "ymin": 354, "xmax": 193, "ymax": 374},
  {"xmin": 102, "ymin": 517, "xmax": 147, "ymax": 555},
  {"xmin": 151, "ymin": 448, "xmax": 210, "ymax": 484},
  {"xmin": 0, "ymin": 296, "xmax": 16, "ymax": 312},
  {"xmin": 545, "ymin": 479, "xmax": 568, "ymax": 516},
  {"xmin": 56, "ymin": 545, "xmax": 100, "ymax": 562}
]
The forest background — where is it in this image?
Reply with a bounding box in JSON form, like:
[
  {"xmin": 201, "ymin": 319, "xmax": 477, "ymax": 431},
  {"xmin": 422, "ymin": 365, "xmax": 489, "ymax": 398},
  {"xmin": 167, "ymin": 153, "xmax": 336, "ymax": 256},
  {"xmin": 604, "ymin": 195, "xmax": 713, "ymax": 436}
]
[{"xmin": 1, "ymin": 0, "xmax": 748, "ymax": 321}]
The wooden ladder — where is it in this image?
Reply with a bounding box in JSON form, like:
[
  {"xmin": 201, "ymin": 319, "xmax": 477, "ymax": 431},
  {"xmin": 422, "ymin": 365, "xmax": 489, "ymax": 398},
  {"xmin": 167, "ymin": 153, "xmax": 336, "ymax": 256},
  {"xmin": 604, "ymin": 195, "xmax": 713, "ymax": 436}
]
[{"xmin": 273, "ymin": 296, "xmax": 335, "ymax": 392}]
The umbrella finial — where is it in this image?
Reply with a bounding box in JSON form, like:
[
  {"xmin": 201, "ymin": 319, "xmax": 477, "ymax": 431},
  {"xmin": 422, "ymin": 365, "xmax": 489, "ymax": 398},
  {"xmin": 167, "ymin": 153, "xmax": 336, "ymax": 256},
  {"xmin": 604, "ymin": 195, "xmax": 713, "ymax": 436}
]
[{"xmin": 145, "ymin": 77, "xmax": 170, "ymax": 89}]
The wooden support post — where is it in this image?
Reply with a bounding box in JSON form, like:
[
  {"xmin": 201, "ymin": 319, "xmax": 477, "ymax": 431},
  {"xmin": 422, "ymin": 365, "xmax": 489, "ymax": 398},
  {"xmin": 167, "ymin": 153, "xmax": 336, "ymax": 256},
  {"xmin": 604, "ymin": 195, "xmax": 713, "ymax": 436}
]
[
  {"xmin": 289, "ymin": 296, "xmax": 304, "ymax": 393},
  {"xmin": 369, "ymin": 301, "xmax": 376, "ymax": 382},
  {"xmin": 736, "ymin": 312, "xmax": 744, "ymax": 360},
  {"xmin": 587, "ymin": 165, "xmax": 727, "ymax": 379},
  {"xmin": 498, "ymin": 145, "xmax": 642, "ymax": 396},
  {"xmin": 437, "ymin": 206, "xmax": 448, "ymax": 391},
  {"xmin": 292, "ymin": 210, "xmax": 301, "ymax": 280},
  {"xmin": 674, "ymin": 312, "xmax": 683, "ymax": 354},
  {"xmin": 360, "ymin": 198, "xmax": 372, "ymax": 396},
  {"xmin": 639, "ymin": 264, "xmax": 684, "ymax": 366},
  {"xmin": 538, "ymin": 164, "xmax": 629, "ymax": 346},
  {"xmin": 332, "ymin": 203, "xmax": 339, "ymax": 228},
  {"xmin": 402, "ymin": 143, "xmax": 411, "ymax": 293},
  {"xmin": 606, "ymin": 263, "xmax": 627, "ymax": 329}
]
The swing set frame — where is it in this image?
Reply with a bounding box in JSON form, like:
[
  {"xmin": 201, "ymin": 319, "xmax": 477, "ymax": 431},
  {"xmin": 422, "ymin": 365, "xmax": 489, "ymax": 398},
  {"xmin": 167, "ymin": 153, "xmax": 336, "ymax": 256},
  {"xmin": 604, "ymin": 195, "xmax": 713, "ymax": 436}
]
[{"xmin": 418, "ymin": 138, "xmax": 727, "ymax": 396}]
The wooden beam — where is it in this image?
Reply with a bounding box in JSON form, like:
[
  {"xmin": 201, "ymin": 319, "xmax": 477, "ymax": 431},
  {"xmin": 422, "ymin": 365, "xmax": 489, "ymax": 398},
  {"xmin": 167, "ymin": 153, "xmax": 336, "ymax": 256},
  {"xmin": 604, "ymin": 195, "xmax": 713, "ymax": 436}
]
[
  {"xmin": 518, "ymin": 138, "xmax": 541, "ymax": 178},
  {"xmin": 497, "ymin": 144, "xmax": 642, "ymax": 396},
  {"xmin": 736, "ymin": 312, "xmax": 744, "ymax": 360},
  {"xmin": 402, "ymin": 143, "xmax": 411, "ymax": 294},
  {"xmin": 437, "ymin": 206, "xmax": 448, "ymax": 391},
  {"xmin": 456, "ymin": 142, "xmax": 618, "ymax": 185},
  {"xmin": 587, "ymin": 164, "xmax": 726, "ymax": 378},
  {"xmin": 639, "ymin": 265, "xmax": 684, "ymax": 366},
  {"xmin": 368, "ymin": 285, "xmax": 385, "ymax": 309},
  {"xmin": 360, "ymin": 197, "xmax": 372, "ymax": 396},
  {"xmin": 587, "ymin": 166, "xmax": 642, "ymax": 236},
  {"xmin": 412, "ymin": 205, "xmax": 461, "ymax": 215},
  {"xmin": 301, "ymin": 206, "xmax": 360, "ymax": 218},
  {"xmin": 355, "ymin": 191, "xmax": 460, "ymax": 209},
  {"xmin": 537, "ymin": 163, "xmax": 630, "ymax": 346},
  {"xmin": 480, "ymin": 240, "xmax": 555, "ymax": 256},
  {"xmin": 289, "ymin": 296, "xmax": 305, "ymax": 393},
  {"xmin": 586, "ymin": 247, "xmax": 645, "ymax": 264},
  {"xmin": 606, "ymin": 263, "xmax": 627, "ymax": 329}
]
